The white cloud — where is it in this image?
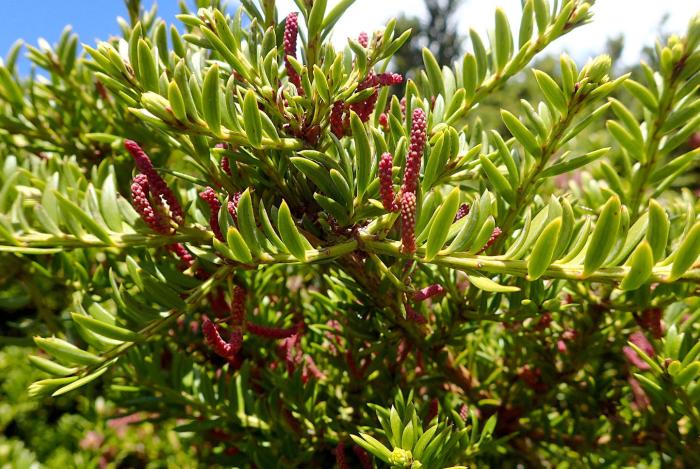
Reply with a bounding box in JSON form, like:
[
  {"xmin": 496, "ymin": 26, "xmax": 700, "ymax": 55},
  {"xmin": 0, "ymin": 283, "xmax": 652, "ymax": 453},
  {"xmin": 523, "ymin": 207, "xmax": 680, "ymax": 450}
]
[{"xmin": 275, "ymin": 0, "xmax": 699, "ymax": 65}]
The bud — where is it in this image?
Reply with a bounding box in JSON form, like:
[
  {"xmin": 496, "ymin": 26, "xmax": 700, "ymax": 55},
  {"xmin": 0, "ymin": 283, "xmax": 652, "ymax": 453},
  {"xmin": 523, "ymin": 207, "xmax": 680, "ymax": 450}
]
[
  {"xmin": 378, "ymin": 112, "xmax": 389, "ymax": 129},
  {"xmin": 389, "ymin": 448, "xmax": 413, "ymax": 467},
  {"xmin": 401, "ymin": 191, "xmax": 417, "ymax": 254},
  {"xmin": 412, "ymin": 284, "xmax": 445, "ymax": 302},
  {"xmin": 579, "ymin": 55, "xmax": 611, "ymax": 84},
  {"xmin": 379, "ymin": 152, "xmax": 398, "ymax": 212},
  {"xmin": 357, "ymin": 31, "xmax": 369, "ymax": 48},
  {"xmin": 401, "ymin": 108, "xmax": 427, "ymax": 195},
  {"xmin": 199, "ymin": 187, "xmax": 223, "ymax": 241},
  {"xmin": 405, "ymin": 303, "xmax": 427, "ymax": 324}
]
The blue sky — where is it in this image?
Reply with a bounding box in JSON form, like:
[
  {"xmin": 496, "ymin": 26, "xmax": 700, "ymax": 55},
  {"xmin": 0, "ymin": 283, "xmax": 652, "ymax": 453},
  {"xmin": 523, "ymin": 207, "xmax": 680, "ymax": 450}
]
[
  {"xmin": 0, "ymin": 1, "xmax": 183, "ymax": 74},
  {"xmin": 2, "ymin": 1, "xmax": 699, "ymax": 74}
]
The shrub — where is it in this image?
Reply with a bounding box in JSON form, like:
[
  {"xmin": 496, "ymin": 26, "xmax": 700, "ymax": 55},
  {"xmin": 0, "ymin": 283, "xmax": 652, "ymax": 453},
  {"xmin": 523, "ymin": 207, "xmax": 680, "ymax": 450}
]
[{"xmin": 1, "ymin": 0, "xmax": 699, "ymax": 466}]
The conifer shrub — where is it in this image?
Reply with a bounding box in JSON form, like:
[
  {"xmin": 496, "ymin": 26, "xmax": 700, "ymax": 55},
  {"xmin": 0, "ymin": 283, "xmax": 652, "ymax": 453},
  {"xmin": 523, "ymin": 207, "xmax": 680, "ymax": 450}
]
[{"xmin": 1, "ymin": 0, "xmax": 700, "ymax": 466}]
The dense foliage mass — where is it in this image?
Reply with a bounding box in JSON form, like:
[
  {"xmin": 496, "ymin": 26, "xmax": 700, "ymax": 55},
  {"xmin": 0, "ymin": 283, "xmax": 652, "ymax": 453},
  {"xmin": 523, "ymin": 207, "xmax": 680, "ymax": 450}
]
[{"xmin": 1, "ymin": 0, "xmax": 700, "ymax": 466}]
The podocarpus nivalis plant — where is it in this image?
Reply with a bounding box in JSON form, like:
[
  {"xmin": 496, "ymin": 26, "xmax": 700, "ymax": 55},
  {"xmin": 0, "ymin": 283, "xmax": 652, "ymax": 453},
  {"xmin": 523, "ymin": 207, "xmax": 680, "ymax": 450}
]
[{"xmin": 1, "ymin": 0, "xmax": 700, "ymax": 466}]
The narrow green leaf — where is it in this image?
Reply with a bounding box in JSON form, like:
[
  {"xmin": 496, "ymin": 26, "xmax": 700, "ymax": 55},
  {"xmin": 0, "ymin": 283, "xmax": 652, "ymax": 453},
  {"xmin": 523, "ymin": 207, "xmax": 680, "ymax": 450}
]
[
  {"xmin": 646, "ymin": 199, "xmax": 670, "ymax": 262},
  {"xmin": 243, "ymin": 89, "xmax": 263, "ymax": 148},
  {"xmin": 466, "ymin": 272, "xmax": 519, "ymax": 292},
  {"xmin": 307, "ymin": 0, "xmax": 328, "ymax": 40},
  {"xmin": 100, "ymin": 171, "xmax": 123, "ymax": 232},
  {"xmin": 469, "ymin": 29, "xmax": 487, "ymax": 82},
  {"xmin": 479, "ymin": 155, "xmax": 514, "ymax": 203},
  {"xmin": 670, "ymin": 221, "xmax": 700, "ymax": 281},
  {"xmin": 350, "ymin": 434, "xmax": 392, "ymax": 463},
  {"xmin": 28, "ymin": 355, "xmax": 77, "ymax": 376},
  {"xmin": 528, "ymin": 217, "xmax": 562, "ymax": 280},
  {"xmin": 54, "ymin": 191, "xmax": 114, "ymax": 246},
  {"xmin": 619, "ymin": 241, "xmax": 654, "ymax": 291},
  {"xmin": 350, "ymin": 112, "xmax": 372, "ymax": 199},
  {"xmin": 34, "ymin": 337, "xmax": 102, "ymax": 366},
  {"xmin": 519, "ymin": 0, "xmax": 534, "ymax": 47},
  {"xmin": 141, "ymin": 275, "xmax": 186, "ymax": 310},
  {"xmin": 533, "ymin": 69, "xmax": 567, "ymax": 115},
  {"xmin": 539, "ymin": 148, "xmax": 609, "ymax": 179},
  {"xmin": 236, "ymin": 189, "xmax": 262, "ymax": 257},
  {"xmin": 277, "ymin": 200, "xmax": 307, "ymax": 261},
  {"xmin": 137, "ymin": 38, "xmax": 158, "ymax": 92},
  {"xmin": 533, "ymin": 0, "xmax": 550, "ymax": 32},
  {"xmin": 501, "ymin": 110, "xmax": 540, "ymax": 157},
  {"xmin": 494, "ymin": 8, "xmax": 513, "ymax": 71},
  {"xmin": 583, "ymin": 195, "xmax": 622, "ymax": 277},
  {"xmin": 202, "ymin": 64, "xmax": 221, "ymax": 135},
  {"xmin": 226, "ymin": 226, "xmax": 254, "ymax": 263},
  {"xmin": 467, "ymin": 215, "xmax": 496, "ymax": 254},
  {"xmin": 312, "ymin": 65, "xmax": 330, "ymax": 102},
  {"xmin": 425, "ymin": 187, "xmax": 461, "ymax": 261},
  {"xmin": 624, "ymin": 79, "xmax": 658, "ymax": 111},
  {"xmin": 259, "ymin": 203, "xmax": 287, "ymax": 253},
  {"xmin": 71, "ymin": 313, "xmax": 138, "ymax": 342},
  {"xmin": 52, "ymin": 367, "xmax": 109, "ymax": 397},
  {"xmin": 606, "ymin": 120, "xmax": 643, "ymax": 159},
  {"xmin": 422, "ymin": 47, "xmax": 445, "ymax": 97}
]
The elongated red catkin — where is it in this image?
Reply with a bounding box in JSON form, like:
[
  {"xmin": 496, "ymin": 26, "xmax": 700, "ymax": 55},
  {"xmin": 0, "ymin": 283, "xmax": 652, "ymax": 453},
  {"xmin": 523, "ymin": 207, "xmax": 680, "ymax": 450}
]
[
  {"xmin": 124, "ymin": 140, "xmax": 184, "ymax": 225},
  {"xmin": 231, "ymin": 285, "xmax": 246, "ymax": 326},
  {"xmin": 478, "ymin": 227, "xmax": 502, "ymax": 254},
  {"xmin": 401, "ymin": 191, "xmax": 417, "ymax": 253},
  {"xmin": 413, "ymin": 284, "xmax": 445, "ymax": 302},
  {"xmin": 303, "ymin": 355, "xmax": 325, "ymax": 382},
  {"xmin": 426, "ymin": 398, "xmax": 439, "ymax": 422},
  {"xmin": 353, "ymin": 446, "xmax": 372, "ymax": 469},
  {"xmin": 379, "ymin": 152, "xmax": 398, "ymax": 212},
  {"xmin": 459, "ymin": 404, "xmax": 469, "ymax": 422},
  {"xmin": 247, "ymin": 323, "xmax": 296, "ymax": 339},
  {"xmin": 202, "ymin": 318, "xmax": 235, "ymax": 358},
  {"xmin": 454, "ymin": 203, "xmax": 470, "ymax": 222},
  {"xmin": 330, "ymin": 101, "xmax": 348, "ymax": 138},
  {"xmin": 167, "ymin": 243, "xmax": 194, "ymax": 268},
  {"xmin": 283, "ymin": 13, "xmax": 301, "ymax": 90},
  {"xmin": 401, "ymin": 108, "xmax": 427, "ymax": 195},
  {"xmin": 336, "ymin": 442, "xmax": 348, "ymax": 469},
  {"xmin": 350, "ymin": 72, "xmax": 403, "ymax": 123},
  {"xmin": 131, "ymin": 175, "xmax": 171, "ymax": 234},
  {"xmin": 199, "ymin": 187, "xmax": 223, "ymax": 241},
  {"xmin": 228, "ymin": 191, "xmax": 242, "ymax": 224},
  {"xmin": 229, "ymin": 328, "xmax": 243, "ymax": 355}
]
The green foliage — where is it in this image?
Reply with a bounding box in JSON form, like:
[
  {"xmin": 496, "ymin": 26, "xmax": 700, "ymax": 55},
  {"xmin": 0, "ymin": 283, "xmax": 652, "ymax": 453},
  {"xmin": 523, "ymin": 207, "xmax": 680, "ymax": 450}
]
[{"xmin": 0, "ymin": 0, "xmax": 699, "ymax": 466}]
